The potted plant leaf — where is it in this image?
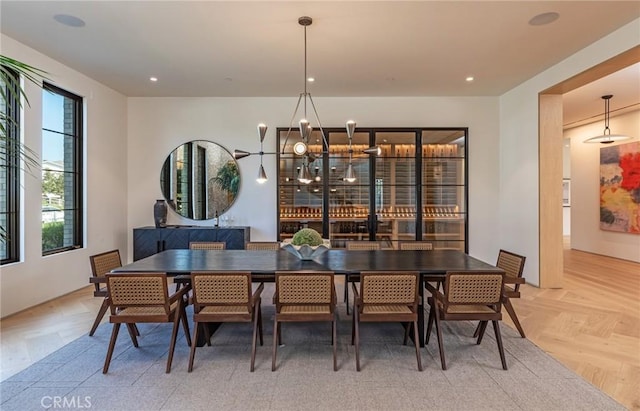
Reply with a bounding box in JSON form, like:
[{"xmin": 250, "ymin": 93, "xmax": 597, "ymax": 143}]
[{"xmin": 1, "ymin": 55, "xmax": 47, "ymax": 243}]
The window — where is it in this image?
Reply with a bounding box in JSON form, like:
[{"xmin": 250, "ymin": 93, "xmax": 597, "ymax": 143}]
[
  {"xmin": 42, "ymin": 83, "xmax": 83, "ymax": 254},
  {"xmin": 0, "ymin": 67, "xmax": 20, "ymax": 264}
]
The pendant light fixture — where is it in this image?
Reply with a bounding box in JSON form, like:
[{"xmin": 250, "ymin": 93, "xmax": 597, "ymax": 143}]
[
  {"xmin": 233, "ymin": 16, "xmax": 380, "ymax": 185},
  {"xmin": 344, "ymin": 120, "xmax": 357, "ymax": 182},
  {"xmin": 233, "ymin": 123, "xmax": 275, "ymax": 183},
  {"xmin": 584, "ymin": 95, "xmax": 631, "ymax": 144}
]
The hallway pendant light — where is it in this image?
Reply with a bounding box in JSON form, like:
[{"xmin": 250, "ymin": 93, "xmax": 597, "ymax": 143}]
[{"xmin": 584, "ymin": 95, "xmax": 631, "ymax": 144}]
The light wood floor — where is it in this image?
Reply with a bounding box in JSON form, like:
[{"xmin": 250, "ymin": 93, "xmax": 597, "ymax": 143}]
[{"xmin": 1, "ymin": 246, "xmax": 638, "ymax": 409}]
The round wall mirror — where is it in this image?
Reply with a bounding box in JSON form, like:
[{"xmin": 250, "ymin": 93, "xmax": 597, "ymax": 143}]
[{"xmin": 160, "ymin": 140, "xmax": 240, "ymax": 220}]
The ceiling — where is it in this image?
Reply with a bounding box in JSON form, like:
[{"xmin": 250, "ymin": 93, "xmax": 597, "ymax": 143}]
[{"xmin": 1, "ymin": 1, "xmax": 639, "ymax": 127}]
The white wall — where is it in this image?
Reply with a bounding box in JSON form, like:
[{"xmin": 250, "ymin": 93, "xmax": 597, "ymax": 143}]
[
  {"xmin": 566, "ymin": 110, "xmax": 640, "ymax": 262},
  {"xmin": 127, "ymin": 97, "xmax": 501, "ymax": 264},
  {"xmin": 0, "ymin": 35, "xmax": 129, "ymax": 317},
  {"xmin": 500, "ymin": 18, "xmax": 640, "ymax": 286}
]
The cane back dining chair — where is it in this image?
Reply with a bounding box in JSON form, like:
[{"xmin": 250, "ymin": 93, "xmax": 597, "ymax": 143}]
[
  {"xmin": 272, "ymin": 271, "xmax": 337, "ymax": 371},
  {"xmin": 189, "ymin": 241, "xmax": 226, "ymax": 250},
  {"xmin": 425, "ymin": 271, "xmax": 508, "ymax": 370},
  {"xmin": 188, "ymin": 271, "xmax": 264, "ymax": 372},
  {"xmin": 89, "ymin": 250, "xmax": 123, "ymax": 336},
  {"xmin": 103, "ymin": 273, "xmax": 191, "ymax": 374},
  {"xmin": 474, "ymin": 249, "xmax": 527, "ymax": 338},
  {"xmin": 399, "ymin": 241, "xmax": 433, "ymax": 251},
  {"xmin": 344, "ymin": 241, "xmax": 383, "ymax": 314},
  {"xmin": 245, "ymin": 241, "xmax": 281, "ymax": 250},
  {"xmin": 352, "ymin": 271, "xmax": 422, "ymax": 371}
]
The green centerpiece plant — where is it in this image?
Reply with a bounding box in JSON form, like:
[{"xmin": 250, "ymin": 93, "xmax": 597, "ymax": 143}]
[
  {"xmin": 291, "ymin": 228, "xmax": 324, "ymax": 247},
  {"xmin": 282, "ymin": 227, "xmax": 330, "ymax": 260}
]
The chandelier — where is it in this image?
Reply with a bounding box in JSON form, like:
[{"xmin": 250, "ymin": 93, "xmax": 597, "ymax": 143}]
[{"xmin": 233, "ymin": 16, "xmax": 379, "ymax": 184}]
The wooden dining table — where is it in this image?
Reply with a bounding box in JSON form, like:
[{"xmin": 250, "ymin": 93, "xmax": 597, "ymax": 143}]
[{"xmin": 112, "ymin": 248, "xmax": 503, "ymax": 346}]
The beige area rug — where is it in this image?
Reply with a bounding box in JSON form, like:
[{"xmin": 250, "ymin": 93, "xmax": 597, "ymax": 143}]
[{"xmin": 0, "ymin": 289, "xmax": 624, "ymax": 411}]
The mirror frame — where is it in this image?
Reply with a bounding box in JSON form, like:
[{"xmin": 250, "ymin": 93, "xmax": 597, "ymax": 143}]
[{"xmin": 160, "ymin": 140, "xmax": 240, "ymax": 220}]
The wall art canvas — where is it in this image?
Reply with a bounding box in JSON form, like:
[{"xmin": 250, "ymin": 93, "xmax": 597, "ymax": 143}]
[{"xmin": 600, "ymin": 141, "xmax": 640, "ymax": 234}]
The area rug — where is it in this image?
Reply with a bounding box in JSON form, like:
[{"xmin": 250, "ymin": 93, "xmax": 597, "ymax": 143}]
[{"xmin": 0, "ymin": 290, "xmax": 623, "ymax": 411}]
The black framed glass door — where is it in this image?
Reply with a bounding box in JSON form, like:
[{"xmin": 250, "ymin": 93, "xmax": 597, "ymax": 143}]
[{"xmin": 277, "ymin": 127, "xmax": 467, "ymax": 252}]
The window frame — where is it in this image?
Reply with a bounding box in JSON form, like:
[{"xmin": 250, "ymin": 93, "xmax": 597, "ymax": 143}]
[
  {"xmin": 41, "ymin": 82, "xmax": 83, "ymax": 256},
  {"xmin": 1, "ymin": 66, "xmax": 20, "ymax": 265}
]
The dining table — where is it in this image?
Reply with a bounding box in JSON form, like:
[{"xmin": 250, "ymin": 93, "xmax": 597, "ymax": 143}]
[{"xmin": 112, "ymin": 248, "xmax": 503, "ymax": 346}]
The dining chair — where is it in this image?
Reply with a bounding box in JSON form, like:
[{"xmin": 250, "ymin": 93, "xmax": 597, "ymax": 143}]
[
  {"xmin": 474, "ymin": 249, "xmax": 527, "ymax": 338},
  {"xmin": 425, "ymin": 271, "xmax": 507, "ymax": 370},
  {"xmin": 188, "ymin": 271, "xmax": 264, "ymax": 372},
  {"xmin": 173, "ymin": 242, "xmax": 226, "ymax": 293},
  {"xmin": 272, "ymin": 271, "xmax": 337, "ymax": 371},
  {"xmin": 103, "ymin": 273, "xmax": 191, "ymax": 374},
  {"xmin": 89, "ymin": 250, "xmax": 123, "ymax": 336},
  {"xmin": 344, "ymin": 241, "xmax": 382, "ymax": 314},
  {"xmin": 399, "ymin": 241, "xmax": 433, "ymax": 250},
  {"xmin": 351, "ymin": 271, "xmax": 422, "ymax": 371},
  {"xmin": 189, "ymin": 241, "xmax": 226, "ymax": 250},
  {"xmin": 245, "ymin": 241, "xmax": 280, "ymax": 250}
]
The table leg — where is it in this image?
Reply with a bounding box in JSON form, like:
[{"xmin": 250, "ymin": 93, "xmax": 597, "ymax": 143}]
[{"xmin": 196, "ymin": 323, "xmax": 221, "ymax": 347}]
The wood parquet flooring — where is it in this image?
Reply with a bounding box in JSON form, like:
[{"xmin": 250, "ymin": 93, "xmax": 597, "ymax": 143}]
[
  {"xmin": 508, "ymin": 245, "xmax": 640, "ymax": 411},
  {"xmin": 1, "ymin": 246, "xmax": 638, "ymax": 409}
]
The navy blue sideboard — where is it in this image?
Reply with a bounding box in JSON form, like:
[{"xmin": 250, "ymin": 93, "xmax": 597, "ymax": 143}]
[{"xmin": 133, "ymin": 226, "xmax": 250, "ymax": 261}]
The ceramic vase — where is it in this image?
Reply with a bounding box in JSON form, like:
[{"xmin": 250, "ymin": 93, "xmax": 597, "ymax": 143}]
[{"xmin": 154, "ymin": 199, "xmax": 167, "ymax": 228}]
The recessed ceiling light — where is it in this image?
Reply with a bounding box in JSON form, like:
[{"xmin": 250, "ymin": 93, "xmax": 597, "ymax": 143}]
[
  {"xmin": 307, "ymin": 77, "xmax": 315, "ymax": 83},
  {"xmin": 465, "ymin": 76, "xmax": 474, "ymax": 82},
  {"xmin": 149, "ymin": 77, "xmax": 158, "ymax": 82},
  {"xmin": 528, "ymin": 12, "xmax": 559, "ymax": 26},
  {"xmin": 53, "ymin": 14, "xmax": 85, "ymax": 27}
]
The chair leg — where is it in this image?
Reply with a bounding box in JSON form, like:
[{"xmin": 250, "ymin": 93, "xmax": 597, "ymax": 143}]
[
  {"xmin": 351, "ymin": 307, "xmax": 356, "ymax": 345},
  {"xmin": 272, "ymin": 318, "xmax": 279, "ymax": 371},
  {"xmin": 89, "ymin": 298, "xmax": 109, "ymax": 336},
  {"xmin": 188, "ymin": 321, "xmax": 200, "ymax": 372},
  {"xmin": 504, "ymin": 298, "xmax": 526, "ymax": 338},
  {"xmin": 251, "ymin": 304, "xmax": 260, "ymax": 372},
  {"xmin": 412, "ymin": 319, "xmax": 423, "ymax": 371},
  {"xmin": 425, "ymin": 304, "xmax": 435, "ymax": 344},
  {"xmin": 257, "ymin": 302, "xmax": 264, "ymax": 346},
  {"xmin": 166, "ymin": 311, "xmax": 181, "ymax": 373},
  {"xmin": 277, "ymin": 321, "xmax": 282, "ymax": 345},
  {"xmin": 433, "ymin": 306, "xmax": 446, "ymax": 370},
  {"xmin": 332, "ymin": 317, "xmax": 337, "ymax": 372},
  {"xmin": 476, "ymin": 321, "xmax": 489, "ymax": 345},
  {"xmin": 132, "ymin": 324, "xmax": 140, "ymax": 336},
  {"xmin": 181, "ymin": 308, "xmax": 192, "ymax": 347},
  {"xmin": 102, "ymin": 323, "xmax": 120, "ymax": 374},
  {"xmin": 473, "ymin": 321, "xmax": 482, "ymax": 338},
  {"xmin": 354, "ymin": 309, "xmax": 361, "ymax": 371},
  {"xmin": 126, "ymin": 323, "xmax": 139, "ymax": 347},
  {"xmin": 492, "ymin": 320, "xmax": 508, "ymax": 370}
]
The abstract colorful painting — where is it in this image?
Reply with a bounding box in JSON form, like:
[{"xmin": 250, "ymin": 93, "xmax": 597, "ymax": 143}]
[{"xmin": 600, "ymin": 141, "xmax": 640, "ymax": 234}]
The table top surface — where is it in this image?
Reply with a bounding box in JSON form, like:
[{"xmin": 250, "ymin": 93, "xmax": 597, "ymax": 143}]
[{"xmin": 113, "ymin": 249, "xmax": 501, "ymax": 275}]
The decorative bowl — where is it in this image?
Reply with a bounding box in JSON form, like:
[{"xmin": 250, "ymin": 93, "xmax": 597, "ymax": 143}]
[{"xmin": 281, "ymin": 239, "xmax": 331, "ymax": 260}]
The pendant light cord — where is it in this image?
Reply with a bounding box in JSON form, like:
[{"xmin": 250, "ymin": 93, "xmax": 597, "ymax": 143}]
[{"xmin": 603, "ymin": 96, "xmax": 611, "ymax": 136}]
